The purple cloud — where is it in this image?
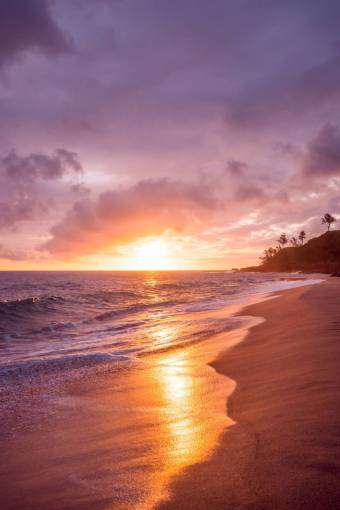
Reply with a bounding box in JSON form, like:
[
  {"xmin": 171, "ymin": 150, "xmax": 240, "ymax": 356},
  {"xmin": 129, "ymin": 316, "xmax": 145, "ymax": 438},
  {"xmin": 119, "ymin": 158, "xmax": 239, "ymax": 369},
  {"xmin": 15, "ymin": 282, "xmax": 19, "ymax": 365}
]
[
  {"xmin": 0, "ymin": 148, "xmax": 83, "ymax": 229},
  {"xmin": 1, "ymin": 1, "xmax": 340, "ymax": 266},
  {"xmin": 0, "ymin": 0, "xmax": 71, "ymax": 66},
  {"xmin": 235, "ymin": 184, "xmax": 265, "ymax": 202},
  {"xmin": 302, "ymin": 124, "xmax": 340, "ymax": 176},
  {"xmin": 2, "ymin": 148, "xmax": 82, "ymax": 182},
  {"xmin": 227, "ymin": 160, "xmax": 247, "ymax": 178}
]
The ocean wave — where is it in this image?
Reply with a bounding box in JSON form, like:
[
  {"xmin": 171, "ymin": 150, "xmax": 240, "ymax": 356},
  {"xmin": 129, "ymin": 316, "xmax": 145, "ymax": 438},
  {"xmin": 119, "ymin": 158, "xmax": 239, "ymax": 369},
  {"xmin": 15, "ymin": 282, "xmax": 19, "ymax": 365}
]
[
  {"xmin": 82, "ymin": 290, "xmax": 139, "ymax": 304},
  {"xmin": 0, "ymin": 295, "xmax": 66, "ymax": 317},
  {"xmin": 91, "ymin": 299, "xmax": 184, "ymax": 322},
  {"xmin": 0, "ymin": 271, "xmax": 318, "ymax": 380},
  {"xmin": 0, "ymin": 351, "xmax": 133, "ymax": 383}
]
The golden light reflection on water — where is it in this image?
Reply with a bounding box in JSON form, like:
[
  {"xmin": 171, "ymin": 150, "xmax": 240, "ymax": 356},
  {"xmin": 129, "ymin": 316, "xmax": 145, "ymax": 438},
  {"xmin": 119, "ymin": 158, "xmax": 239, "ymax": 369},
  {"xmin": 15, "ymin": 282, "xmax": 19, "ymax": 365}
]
[
  {"xmin": 135, "ymin": 272, "xmax": 243, "ymax": 509},
  {"xmin": 136, "ymin": 311, "xmax": 261, "ymax": 509},
  {"xmin": 149, "ymin": 323, "xmax": 180, "ymax": 347},
  {"xmin": 157, "ymin": 351, "xmax": 198, "ymax": 467},
  {"xmin": 152, "ymin": 343, "xmax": 234, "ymax": 477}
]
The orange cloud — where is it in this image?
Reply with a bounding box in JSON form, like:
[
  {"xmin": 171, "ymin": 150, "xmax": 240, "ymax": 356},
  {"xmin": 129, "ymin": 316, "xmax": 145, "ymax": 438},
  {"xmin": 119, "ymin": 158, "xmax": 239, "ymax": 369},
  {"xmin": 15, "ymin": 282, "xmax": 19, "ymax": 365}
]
[{"xmin": 41, "ymin": 178, "xmax": 218, "ymax": 258}]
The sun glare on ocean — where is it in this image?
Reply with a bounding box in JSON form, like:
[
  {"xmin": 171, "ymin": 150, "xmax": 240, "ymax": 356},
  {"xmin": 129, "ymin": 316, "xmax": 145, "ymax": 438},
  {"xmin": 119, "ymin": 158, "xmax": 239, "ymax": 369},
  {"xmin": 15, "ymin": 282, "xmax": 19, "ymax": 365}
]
[{"xmin": 126, "ymin": 238, "xmax": 176, "ymax": 270}]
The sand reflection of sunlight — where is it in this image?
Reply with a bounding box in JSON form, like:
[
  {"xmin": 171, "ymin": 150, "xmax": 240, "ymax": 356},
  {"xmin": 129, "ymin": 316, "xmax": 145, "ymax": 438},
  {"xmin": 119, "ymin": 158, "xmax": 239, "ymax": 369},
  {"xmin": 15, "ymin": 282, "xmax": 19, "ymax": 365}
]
[
  {"xmin": 155, "ymin": 350, "xmax": 205, "ymax": 469},
  {"xmin": 139, "ymin": 326, "xmax": 241, "ymax": 510}
]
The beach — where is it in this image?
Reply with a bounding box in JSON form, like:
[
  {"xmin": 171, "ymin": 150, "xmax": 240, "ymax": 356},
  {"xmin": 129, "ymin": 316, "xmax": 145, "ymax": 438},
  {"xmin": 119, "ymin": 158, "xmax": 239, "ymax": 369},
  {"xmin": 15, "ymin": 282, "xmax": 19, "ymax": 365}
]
[
  {"xmin": 2, "ymin": 274, "xmax": 339, "ymax": 509},
  {"xmin": 157, "ymin": 278, "xmax": 340, "ymax": 509},
  {"xmin": 4, "ymin": 2, "xmax": 340, "ymax": 508}
]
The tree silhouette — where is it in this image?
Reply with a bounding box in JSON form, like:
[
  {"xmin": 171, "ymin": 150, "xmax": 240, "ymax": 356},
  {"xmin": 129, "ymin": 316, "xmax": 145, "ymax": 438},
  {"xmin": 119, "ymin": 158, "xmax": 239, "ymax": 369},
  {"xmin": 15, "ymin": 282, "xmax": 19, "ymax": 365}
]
[
  {"xmin": 260, "ymin": 247, "xmax": 277, "ymax": 264},
  {"xmin": 277, "ymin": 233, "xmax": 288, "ymax": 249},
  {"xmin": 290, "ymin": 236, "xmax": 298, "ymax": 247},
  {"xmin": 260, "ymin": 249, "xmax": 270, "ymax": 264},
  {"xmin": 298, "ymin": 230, "xmax": 306, "ymax": 245},
  {"xmin": 321, "ymin": 213, "xmax": 336, "ymax": 231}
]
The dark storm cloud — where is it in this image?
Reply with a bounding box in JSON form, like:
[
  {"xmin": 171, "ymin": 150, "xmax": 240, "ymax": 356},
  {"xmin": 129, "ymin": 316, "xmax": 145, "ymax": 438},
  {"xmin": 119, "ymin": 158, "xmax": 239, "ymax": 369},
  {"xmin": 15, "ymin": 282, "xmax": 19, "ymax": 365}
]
[
  {"xmin": 0, "ymin": 0, "xmax": 71, "ymax": 66},
  {"xmin": 302, "ymin": 124, "xmax": 340, "ymax": 176}
]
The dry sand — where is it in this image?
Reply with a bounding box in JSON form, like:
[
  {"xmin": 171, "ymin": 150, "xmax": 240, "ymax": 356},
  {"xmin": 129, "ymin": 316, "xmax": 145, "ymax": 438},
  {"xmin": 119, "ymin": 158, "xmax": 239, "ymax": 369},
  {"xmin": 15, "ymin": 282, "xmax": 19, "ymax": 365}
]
[{"xmin": 156, "ymin": 278, "xmax": 340, "ymax": 509}]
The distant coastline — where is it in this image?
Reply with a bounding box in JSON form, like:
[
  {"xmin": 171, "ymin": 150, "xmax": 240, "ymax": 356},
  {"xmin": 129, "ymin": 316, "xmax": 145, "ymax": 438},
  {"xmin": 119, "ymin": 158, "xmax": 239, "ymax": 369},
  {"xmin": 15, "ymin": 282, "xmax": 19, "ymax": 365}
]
[{"xmin": 239, "ymin": 230, "xmax": 340, "ymax": 273}]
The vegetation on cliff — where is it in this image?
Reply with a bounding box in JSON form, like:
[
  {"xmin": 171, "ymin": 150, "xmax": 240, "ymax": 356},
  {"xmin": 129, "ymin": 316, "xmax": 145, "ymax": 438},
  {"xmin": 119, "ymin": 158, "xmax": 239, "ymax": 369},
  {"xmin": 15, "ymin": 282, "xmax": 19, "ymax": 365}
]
[{"xmin": 241, "ymin": 213, "xmax": 340, "ymax": 273}]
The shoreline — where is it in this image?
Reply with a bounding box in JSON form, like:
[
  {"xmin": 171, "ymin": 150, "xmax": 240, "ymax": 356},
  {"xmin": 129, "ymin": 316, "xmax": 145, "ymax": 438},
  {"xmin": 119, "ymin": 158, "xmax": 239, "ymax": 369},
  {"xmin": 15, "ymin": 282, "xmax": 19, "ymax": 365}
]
[
  {"xmin": 0, "ymin": 276, "xmax": 327, "ymax": 510},
  {"xmin": 156, "ymin": 278, "xmax": 340, "ymax": 509}
]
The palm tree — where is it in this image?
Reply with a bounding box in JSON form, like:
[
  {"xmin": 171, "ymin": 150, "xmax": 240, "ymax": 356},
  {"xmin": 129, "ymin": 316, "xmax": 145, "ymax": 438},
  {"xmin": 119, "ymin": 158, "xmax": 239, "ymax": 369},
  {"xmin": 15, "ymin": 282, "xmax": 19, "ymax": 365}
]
[
  {"xmin": 321, "ymin": 213, "xmax": 336, "ymax": 232},
  {"xmin": 290, "ymin": 236, "xmax": 298, "ymax": 247},
  {"xmin": 298, "ymin": 230, "xmax": 306, "ymax": 245},
  {"xmin": 277, "ymin": 233, "xmax": 288, "ymax": 249},
  {"xmin": 260, "ymin": 249, "xmax": 270, "ymax": 264},
  {"xmin": 260, "ymin": 247, "xmax": 277, "ymax": 264}
]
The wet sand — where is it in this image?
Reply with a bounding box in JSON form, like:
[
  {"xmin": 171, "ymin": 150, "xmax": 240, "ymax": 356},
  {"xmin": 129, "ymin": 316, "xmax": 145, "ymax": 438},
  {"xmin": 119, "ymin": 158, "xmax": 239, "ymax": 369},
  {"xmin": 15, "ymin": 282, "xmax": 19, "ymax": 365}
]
[{"xmin": 156, "ymin": 278, "xmax": 340, "ymax": 509}]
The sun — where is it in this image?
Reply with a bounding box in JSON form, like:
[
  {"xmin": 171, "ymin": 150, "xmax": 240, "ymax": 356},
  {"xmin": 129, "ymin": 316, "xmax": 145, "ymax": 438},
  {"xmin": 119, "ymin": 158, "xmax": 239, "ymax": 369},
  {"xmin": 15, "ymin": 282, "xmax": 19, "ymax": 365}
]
[{"xmin": 127, "ymin": 238, "xmax": 175, "ymax": 270}]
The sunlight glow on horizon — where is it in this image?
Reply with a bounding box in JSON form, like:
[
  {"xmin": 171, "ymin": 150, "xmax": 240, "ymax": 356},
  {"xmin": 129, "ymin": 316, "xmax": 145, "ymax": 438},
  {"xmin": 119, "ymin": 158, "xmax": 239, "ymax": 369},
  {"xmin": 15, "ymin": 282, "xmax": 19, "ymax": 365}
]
[
  {"xmin": 124, "ymin": 238, "xmax": 177, "ymax": 271},
  {"xmin": 0, "ymin": 233, "xmax": 260, "ymax": 271}
]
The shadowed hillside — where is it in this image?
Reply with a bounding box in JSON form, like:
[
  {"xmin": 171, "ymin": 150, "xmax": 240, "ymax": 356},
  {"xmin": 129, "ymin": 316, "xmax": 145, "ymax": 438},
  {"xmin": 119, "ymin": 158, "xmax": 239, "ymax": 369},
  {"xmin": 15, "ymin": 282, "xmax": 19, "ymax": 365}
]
[{"xmin": 241, "ymin": 231, "xmax": 340, "ymax": 273}]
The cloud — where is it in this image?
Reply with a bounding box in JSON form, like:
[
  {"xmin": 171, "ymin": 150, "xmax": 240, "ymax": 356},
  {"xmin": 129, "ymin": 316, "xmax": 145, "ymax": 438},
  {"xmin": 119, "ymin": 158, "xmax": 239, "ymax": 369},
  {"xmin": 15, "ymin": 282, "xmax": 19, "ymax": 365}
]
[
  {"xmin": 0, "ymin": 148, "xmax": 83, "ymax": 229},
  {"xmin": 2, "ymin": 1, "xmax": 340, "ymax": 267},
  {"xmin": 2, "ymin": 148, "xmax": 82, "ymax": 182},
  {"xmin": 227, "ymin": 54, "xmax": 340, "ymax": 131},
  {"xmin": 0, "ymin": 244, "xmax": 28, "ymax": 261},
  {"xmin": 273, "ymin": 142, "xmax": 301, "ymax": 158},
  {"xmin": 235, "ymin": 184, "xmax": 265, "ymax": 202},
  {"xmin": 0, "ymin": 198, "xmax": 44, "ymax": 229},
  {"xmin": 227, "ymin": 160, "xmax": 247, "ymax": 178},
  {"xmin": 41, "ymin": 178, "xmax": 218, "ymax": 257},
  {"xmin": 0, "ymin": 0, "xmax": 71, "ymax": 67},
  {"xmin": 302, "ymin": 124, "xmax": 340, "ymax": 176}
]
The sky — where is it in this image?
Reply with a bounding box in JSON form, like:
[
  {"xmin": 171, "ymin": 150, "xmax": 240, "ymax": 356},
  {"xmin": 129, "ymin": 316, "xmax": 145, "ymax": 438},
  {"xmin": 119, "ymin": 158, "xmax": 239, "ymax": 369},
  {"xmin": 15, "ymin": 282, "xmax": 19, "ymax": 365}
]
[{"xmin": 1, "ymin": 0, "xmax": 340, "ymax": 270}]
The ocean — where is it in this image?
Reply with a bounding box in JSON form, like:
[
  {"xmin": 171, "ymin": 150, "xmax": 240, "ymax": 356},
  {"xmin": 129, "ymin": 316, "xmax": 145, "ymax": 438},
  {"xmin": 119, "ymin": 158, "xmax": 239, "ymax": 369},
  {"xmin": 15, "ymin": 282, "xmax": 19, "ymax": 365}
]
[
  {"xmin": 0, "ymin": 271, "xmax": 322, "ymax": 510},
  {"xmin": 0, "ymin": 270, "xmax": 320, "ymax": 379}
]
